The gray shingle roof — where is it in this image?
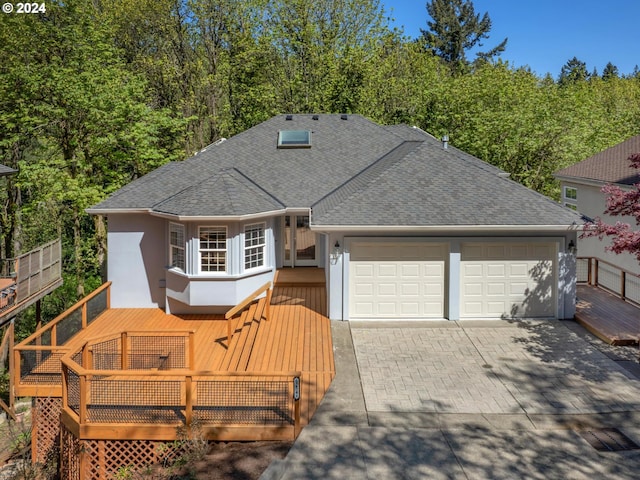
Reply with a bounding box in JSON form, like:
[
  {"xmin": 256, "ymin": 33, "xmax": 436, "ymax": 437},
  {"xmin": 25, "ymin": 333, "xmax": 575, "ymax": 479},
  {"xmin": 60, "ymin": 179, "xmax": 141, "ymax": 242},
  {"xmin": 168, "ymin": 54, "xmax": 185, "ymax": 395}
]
[
  {"xmin": 554, "ymin": 134, "xmax": 640, "ymax": 185},
  {"xmin": 90, "ymin": 114, "xmax": 581, "ymax": 227},
  {"xmin": 153, "ymin": 168, "xmax": 284, "ymax": 217}
]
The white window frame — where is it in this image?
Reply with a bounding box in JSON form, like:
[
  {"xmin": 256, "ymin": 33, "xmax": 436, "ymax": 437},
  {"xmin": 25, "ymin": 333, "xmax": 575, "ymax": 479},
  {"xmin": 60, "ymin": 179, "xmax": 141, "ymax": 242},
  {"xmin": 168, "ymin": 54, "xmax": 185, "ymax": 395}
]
[
  {"xmin": 199, "ymin": 226, "xmax": 227, "ymax": 273},
  {"xmin": 244, "ymin": 223, "xmax": 266, "ymax": 270},
  {"xmin": 563, "ymin": 186, "xmax": 577, "ymax": 210},
  {"xmin": 169, "ymin": 223, "xmax": 185, "ymax": 272}
]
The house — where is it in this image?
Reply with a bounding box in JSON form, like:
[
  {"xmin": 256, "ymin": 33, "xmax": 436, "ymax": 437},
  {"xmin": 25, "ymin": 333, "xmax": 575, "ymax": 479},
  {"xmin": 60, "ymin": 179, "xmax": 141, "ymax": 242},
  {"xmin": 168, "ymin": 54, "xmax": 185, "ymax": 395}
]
[
  {"xmin": 88, "ymin": 114, "xmax": 581, "ymax": 321},
  {"xmin": 554, "ymin": 134, "xmax": 640, "ymax": 277}
]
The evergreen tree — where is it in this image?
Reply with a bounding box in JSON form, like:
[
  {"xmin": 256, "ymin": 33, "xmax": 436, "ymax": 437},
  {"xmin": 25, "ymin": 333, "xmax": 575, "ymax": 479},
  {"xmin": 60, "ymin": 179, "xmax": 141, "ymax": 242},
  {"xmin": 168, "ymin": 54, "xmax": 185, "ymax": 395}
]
[
  {"xmin": 419, "ymin": 0, "xmax": 507, "ymax": 73},
  {"xmin": 602, "ymin": 62, "xmax": 619, "ymax": 80},
  {"xmin": 559, "ymin": 57, "xmax": 589, "ymax": 85}
]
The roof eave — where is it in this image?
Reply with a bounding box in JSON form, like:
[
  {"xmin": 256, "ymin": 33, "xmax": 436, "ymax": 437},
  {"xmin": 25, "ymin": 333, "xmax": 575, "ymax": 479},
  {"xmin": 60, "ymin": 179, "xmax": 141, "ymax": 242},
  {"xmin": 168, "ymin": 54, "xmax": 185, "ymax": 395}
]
[
  {"xmin": 311, "ymin": 224, "xmax": 584, "ymax": 233},
  {"xmin": 85, "ymin": 207, "xmax": 152, "ymax": 215},
  {"xmin": 149, "ymin": 209, "xmax": 288, "ymax": 222}
]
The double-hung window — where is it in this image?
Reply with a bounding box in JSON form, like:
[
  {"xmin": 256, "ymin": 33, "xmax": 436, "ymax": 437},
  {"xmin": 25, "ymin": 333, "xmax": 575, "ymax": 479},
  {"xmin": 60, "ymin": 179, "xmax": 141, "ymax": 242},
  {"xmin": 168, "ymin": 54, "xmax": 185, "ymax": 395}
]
[
  {"xmin": 563, "ymin": 186, "xmax": 577, "ymax": 210},
  {"xmin": 244, "ymin": 223, "xmax": 266, "ymax": 270},
  {"xmin": 169, "ymin": 223, "xmax": 185, "ymax": 271},
  {"xmin": 200, "ymin": 226, "xmax": 227, "ymax": 272}
]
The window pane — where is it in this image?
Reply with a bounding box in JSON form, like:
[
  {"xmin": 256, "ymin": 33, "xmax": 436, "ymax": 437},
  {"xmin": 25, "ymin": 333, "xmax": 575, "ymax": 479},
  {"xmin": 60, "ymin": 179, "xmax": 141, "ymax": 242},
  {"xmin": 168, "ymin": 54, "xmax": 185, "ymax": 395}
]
[{"xmin": 244, "ymin": 224, "xmax": 265, "ymax": 270}]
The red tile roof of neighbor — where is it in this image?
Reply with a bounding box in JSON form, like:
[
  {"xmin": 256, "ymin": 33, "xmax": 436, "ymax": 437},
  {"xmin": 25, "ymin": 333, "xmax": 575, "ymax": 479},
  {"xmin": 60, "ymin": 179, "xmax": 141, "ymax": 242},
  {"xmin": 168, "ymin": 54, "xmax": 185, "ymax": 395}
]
[{"xmin": 555, "ymin": 135, "xmax": 640, "ymax": 185}]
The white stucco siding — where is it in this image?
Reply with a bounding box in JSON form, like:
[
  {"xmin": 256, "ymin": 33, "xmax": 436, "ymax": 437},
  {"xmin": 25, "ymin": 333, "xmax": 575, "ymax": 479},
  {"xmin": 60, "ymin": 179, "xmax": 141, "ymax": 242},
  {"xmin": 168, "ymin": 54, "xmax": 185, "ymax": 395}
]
[
  {"xmin": 568, "ymin": 181, "xmax": 640, "ymax": 276},
  {"xmin": 107, "ymin": 213, "xmax": 166, "ymax": 308}
]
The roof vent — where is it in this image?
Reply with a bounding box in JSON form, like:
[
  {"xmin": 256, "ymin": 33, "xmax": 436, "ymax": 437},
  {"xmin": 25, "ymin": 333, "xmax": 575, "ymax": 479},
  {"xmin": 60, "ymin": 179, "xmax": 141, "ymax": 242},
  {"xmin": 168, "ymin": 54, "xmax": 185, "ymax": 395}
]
[
  {"xmin": 285, "ymin": 114, "xmax": 293, "ymax": 121},
  {"xmin": 341, "ymin": 114, "xmax": 348, "ymax": 120},
  {"xmin": 442, "ymin": 135, "xmax": 449, "ymax": 149},
  {"xmin": 312, "ymin": 114, "xmax": 319, "ymax": 120}
]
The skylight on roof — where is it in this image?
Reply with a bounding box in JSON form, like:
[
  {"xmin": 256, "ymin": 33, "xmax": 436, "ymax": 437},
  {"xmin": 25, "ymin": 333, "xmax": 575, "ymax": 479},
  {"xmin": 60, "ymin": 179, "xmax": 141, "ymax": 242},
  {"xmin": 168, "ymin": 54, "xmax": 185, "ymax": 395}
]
[{"xmin": 277, "ymin": 130, "xmax": 312, "ymax": 148}]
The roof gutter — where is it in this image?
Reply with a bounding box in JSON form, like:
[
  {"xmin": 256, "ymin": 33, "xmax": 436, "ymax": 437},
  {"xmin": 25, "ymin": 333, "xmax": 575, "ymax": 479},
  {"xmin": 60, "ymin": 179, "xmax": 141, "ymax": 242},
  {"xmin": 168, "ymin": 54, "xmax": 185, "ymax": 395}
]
[
  {"xmin": 149, "ymin": 209, "xmax": 288, "ymax": 222},
  {"xmin": 85, "ymin": 208, "xmax": 152, "ymax": 215},
  {"xmin": 311, "ymin": 224, "xmax": 584, "ymax": 233}
]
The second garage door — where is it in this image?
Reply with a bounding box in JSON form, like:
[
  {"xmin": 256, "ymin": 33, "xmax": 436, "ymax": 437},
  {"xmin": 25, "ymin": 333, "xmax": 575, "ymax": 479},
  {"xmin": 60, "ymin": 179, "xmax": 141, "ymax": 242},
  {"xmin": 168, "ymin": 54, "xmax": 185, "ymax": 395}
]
[
  {"xmin": 460, "ymin": 242, "xmax": 556, "ymax": 319},
  {"xmin": 349, "ymin": 242, "xmax": 447, "ymax": 319}
]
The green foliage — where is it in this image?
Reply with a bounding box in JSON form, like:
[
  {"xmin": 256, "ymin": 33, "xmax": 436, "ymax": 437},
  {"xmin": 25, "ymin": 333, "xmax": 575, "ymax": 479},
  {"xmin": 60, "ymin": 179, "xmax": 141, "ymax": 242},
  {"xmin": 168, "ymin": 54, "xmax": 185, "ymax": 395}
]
[
  {"xmin": 420, "ymin": 0, "xmax": 507, "ymax": 73},
  {"xmin": 2, "ymin": 0, "xmax": 640, "ymax": 335}
]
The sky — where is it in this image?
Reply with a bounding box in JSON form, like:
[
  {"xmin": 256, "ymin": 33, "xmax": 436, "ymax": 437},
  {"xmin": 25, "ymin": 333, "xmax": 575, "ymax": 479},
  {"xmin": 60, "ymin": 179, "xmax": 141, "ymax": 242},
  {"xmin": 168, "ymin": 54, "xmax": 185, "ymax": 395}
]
[{"xmin": 383, "ymin": 0, "xmax": 640, "ymax": 78}]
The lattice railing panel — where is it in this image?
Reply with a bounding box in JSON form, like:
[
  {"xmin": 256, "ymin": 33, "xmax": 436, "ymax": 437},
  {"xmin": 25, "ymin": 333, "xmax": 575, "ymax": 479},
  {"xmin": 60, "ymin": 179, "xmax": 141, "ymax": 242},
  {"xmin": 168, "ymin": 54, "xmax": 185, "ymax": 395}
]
[
  {"xmin": 60, "ymin": 425, "xmax": 80, "ymax": 480},
  {"xmin": 88, "ymin": 379, "xmax": 183, "ymax": 424},
  {"xmin": 34, "ymin": 397, "xmax": 61, "ymax": 465},
  {"xmin": 61, "ymin": 434, "xmax": 184, "ymax": 480},
  {"xmin": 20, "ymin": 350, "xmax": 64, "ymax": 384},
  {"xmin": 194, "ymin": 379, "xmax": 292, "ymax": 425},
  {"xmin": 129, "ymin": 335, "xmax": 187, "ymax": 369}
]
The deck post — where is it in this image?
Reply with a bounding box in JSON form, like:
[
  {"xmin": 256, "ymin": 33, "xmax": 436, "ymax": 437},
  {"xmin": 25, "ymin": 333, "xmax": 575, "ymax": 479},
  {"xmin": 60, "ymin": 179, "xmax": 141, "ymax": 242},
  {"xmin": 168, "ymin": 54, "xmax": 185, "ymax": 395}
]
[
  {"xmin": 79, "ymin": 374, "xmax": 88, "ymax": 424},
  {"xmin": 185, "ymin": 375, "xmax": 193, "ymax": 430},
  {"xmin": 188, "ymin": 331, "xmax": 195, "ymax": 369},
  {"xmin": 265, "ymin": 287, "xmax": 273, "ymax": 321},
  {"xmin": 594, "ymin": 259, "xmax": 599, "ymax": 288},
  {"xmin": 81, "ymin": 301, "xmax": 87, "ymax": 329},
  {"xmin": 621, "ymin": 271, "xmax": 626, "ymax": 301},
  {"xmin": 121, "ymin": 332, "xmax": 128, "ymax": 370},
  {"xmin": 293, "ymin": 376, "xmax": 301, "ymax": 439}
]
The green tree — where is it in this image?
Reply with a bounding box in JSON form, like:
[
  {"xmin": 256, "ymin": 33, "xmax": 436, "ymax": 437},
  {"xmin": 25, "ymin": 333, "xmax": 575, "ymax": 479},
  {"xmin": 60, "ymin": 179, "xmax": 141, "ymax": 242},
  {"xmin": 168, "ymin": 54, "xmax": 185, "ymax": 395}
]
[
  {"xmin": 559, "ymin": 57, "xmax": 589, "ymax": 85},
  {"xmin": 602, "ymin": 62, "xmax": 619, "ymax": 80},
  {"xmin": 420, "ymin": 0, "xmax": 507, "ymax": 73}
]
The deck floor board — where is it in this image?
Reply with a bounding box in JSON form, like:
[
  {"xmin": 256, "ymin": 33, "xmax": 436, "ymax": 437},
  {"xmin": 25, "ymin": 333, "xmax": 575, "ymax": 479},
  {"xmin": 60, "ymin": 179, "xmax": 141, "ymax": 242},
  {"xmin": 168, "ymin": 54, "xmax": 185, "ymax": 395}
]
[{"xmin": 575, "ymin": 284, "xmax": 640, "ymax": 345}]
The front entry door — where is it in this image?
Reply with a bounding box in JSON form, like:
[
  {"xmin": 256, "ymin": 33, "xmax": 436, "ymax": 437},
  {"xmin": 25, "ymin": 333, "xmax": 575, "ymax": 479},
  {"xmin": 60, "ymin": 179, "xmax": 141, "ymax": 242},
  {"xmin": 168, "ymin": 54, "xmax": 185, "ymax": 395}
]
[{"xmin": 284, "ymin": 215, "xmax": 316, "ymax": 266}]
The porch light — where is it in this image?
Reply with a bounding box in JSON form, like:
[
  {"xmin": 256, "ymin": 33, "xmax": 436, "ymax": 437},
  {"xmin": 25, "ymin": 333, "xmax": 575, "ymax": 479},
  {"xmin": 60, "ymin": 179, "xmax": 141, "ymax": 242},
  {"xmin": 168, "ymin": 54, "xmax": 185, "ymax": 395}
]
[
  {"xmin": 568, "ymin": 240, "xmax": 577, "ymax": 255},
  {"xmin": 331, "ymin": 241, "xmax": 342, "ymax": 263}
]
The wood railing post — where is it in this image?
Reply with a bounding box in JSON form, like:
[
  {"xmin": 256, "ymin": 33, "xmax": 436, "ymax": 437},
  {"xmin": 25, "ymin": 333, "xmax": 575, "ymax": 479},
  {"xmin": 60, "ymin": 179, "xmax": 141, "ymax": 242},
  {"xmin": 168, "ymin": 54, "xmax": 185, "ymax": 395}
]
[
  {"xmin": 61, "ymin": 363, "xmax": 68, "ymax": 409},
  {"xmin": 185, "ymin": 375, "xmax": 193, "ymax": 430},
  {"xmin": 188, "ymin": 332, "xmax": 195, "ymax": 369},
  {"xmin": 293, "ymin": 376, "xmax": 301, "ymax": 439},
  {"xmin": 106, "ymin": 283, "xmax": 111, "ymax": 309},
  {"xmin": 265, "ymin": 287, "xmax": 273, "ymax": 322},
  {"xmin": 81, "ymin": 301, "xmax": 87, "ymax": 329},
  {"xmin": 594, "ymin": 259, "xmax": 599, "ymax": 288},
  {"xmin": 121, "ymin": 332, "xmax": 128, "ymax": 370},
  {"xmin": 621, "ymin": 271, "xmax": 626, "ymax": 301},
  {"xmin": 79, "ymin": 374, "xmax": 88, "ymax": 424},
  {"xmin": 82, "ymin": 343, "xmax": 91, "ymax": 370},
  {"xmin": 8, "ymin": 321, "xmax": 14, "ymax": 412}
]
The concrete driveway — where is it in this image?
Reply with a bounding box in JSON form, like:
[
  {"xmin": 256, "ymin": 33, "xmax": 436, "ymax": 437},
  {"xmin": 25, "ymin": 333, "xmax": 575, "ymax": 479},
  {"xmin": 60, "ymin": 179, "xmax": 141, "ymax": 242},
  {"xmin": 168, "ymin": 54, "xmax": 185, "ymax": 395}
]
[{"xmin": 262, "ymin": 320, "xmax": 640, "ymax": 479}]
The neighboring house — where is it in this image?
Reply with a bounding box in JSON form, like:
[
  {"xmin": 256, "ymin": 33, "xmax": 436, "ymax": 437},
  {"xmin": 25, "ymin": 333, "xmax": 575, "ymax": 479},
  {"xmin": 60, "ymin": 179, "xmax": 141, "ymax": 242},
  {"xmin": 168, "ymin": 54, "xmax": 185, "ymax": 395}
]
[
  {"xmin": 88, "ymin": 114, "xmax": 581, "ymax": 321},
  {"xmin": 554, "ymin": 134, "xmax": 640, "ymax": 277}
]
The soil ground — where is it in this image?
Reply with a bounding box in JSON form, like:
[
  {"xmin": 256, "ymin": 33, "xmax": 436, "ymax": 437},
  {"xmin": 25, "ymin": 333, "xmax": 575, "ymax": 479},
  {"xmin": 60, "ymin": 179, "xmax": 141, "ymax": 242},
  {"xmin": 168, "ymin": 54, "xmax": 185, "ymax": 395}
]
[{"xmin": 165, "ymin": 440, "xmax": 292, "ymax": 480}]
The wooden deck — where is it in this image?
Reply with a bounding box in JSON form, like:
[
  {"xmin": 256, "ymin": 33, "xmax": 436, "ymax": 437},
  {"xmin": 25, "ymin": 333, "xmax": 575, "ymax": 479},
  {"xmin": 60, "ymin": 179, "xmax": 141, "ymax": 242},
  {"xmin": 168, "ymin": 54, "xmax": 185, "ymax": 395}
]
[
  {"xmin": 20, "ymin": 271, "xmax": 334, "ymax": 442},
  {"xmin": 575, "ymin": 284, "xmax": 640, "ymax": 345}
]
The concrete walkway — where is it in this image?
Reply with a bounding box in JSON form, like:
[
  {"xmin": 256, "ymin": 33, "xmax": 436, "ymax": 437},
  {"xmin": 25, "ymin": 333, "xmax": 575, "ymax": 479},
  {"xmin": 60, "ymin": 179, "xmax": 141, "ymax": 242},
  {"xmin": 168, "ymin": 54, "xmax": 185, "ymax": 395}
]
[{"xmin": 261, "ymin": 320, "xmax": 640, "ymax": 479}]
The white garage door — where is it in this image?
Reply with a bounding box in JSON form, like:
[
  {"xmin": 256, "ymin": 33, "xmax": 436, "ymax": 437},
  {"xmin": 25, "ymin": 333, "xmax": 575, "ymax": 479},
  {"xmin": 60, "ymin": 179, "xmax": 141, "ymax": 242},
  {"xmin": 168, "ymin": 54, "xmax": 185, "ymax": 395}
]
[
  {"xmin": 460, "ymin": 242, "xmax": 556, "ymax": 319},
  {"xmin": 349, "ymin": 242, "xmax": 447, "ymax": 319}
]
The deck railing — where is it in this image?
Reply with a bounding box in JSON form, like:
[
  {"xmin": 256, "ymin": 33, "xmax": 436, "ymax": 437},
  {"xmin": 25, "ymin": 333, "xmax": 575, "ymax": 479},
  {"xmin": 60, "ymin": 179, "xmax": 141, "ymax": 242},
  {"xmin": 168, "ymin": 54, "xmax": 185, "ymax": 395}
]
[
  {"xmin": 0, "ymin": 239, "xmax": 62, "ymax": 313},
  {"xmin": 225, "ymin": 281, "xmax": 272, "ymax": 342},
  {"xmin": 60, "ymin": 334, "xmax": 301, "ymax": 441},
  {"xmin": 577, "ymin": 257, "xmax": 640, "ymax": 307},
  {"xmin": 14, "ymin": 282, "xmax": 111, "ymax": 396}
]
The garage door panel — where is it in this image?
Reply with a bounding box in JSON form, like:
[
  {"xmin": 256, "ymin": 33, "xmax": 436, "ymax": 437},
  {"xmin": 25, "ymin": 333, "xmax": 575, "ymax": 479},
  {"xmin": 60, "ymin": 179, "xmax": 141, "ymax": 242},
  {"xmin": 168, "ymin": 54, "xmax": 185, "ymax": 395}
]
[
  {"xmin": 461, "ymin": 242, "xmax": 556, "ymax": 319},
  {"xmin": 401, "ymin": 283, "xmax": 420, "ymax": 296},
  {"xmin": 402, "ymin": 264, "xmax": 420, "ymax": 277},
  {"xmin": 487, "ymin": 282, "xmax": 506, "ymax": 296},
  {"xmin": 349, "ymin": 242, "xmax": 446, "ymax": 319},
  {"xmin": 487, "ymin": 264, "xmax": 505, "ymax": 277},
  {"xmin": 378, "ymin": 264, "xmax": 397, "ymax": 277},
  {"xmin": 377, "ymin": 283, "xmax": 397, "ymax": 296}
]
